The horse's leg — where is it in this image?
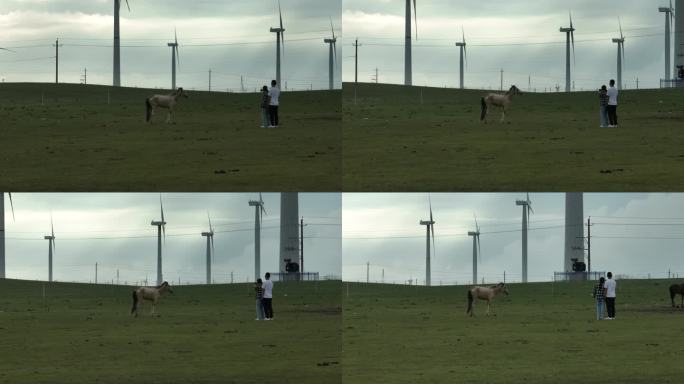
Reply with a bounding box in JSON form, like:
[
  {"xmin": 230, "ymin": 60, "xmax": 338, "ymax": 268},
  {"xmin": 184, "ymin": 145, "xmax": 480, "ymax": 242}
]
[
  {"xmin": 486, "ymin": 300, "xmax": 491, "ymax": 316},
  {"xmin": 500, "ymin": 107, "xmax": 506, "ymax": 123}
]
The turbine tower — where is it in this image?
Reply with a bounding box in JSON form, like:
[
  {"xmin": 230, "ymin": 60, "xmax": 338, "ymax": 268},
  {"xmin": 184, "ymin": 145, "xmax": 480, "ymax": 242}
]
[
  {"xmin": 44, "ymin": 215, "xmax": 55, "ymax": 282},
  {"xmin": 279, "ymin": 193, "xmax": 299, "ymax": 273},
  {"xmin": 113, "ymin": 0, "xmax": 131, "ymax": 87},
  {"xmin": 564, "ymin": 193, "xmax": 584, "ymax": 272},
  {"xmin": 249, "ymin": 193, "xmax": 266, "ymax": 280},
  {"xmin": 324, "ymin": 17, "xmax": 338, "ymax": 90},
  {"xmin": 419, "ymin": 196, "xmax": 435, "ymax": 286},
  {"xmin": 467, "ymin": 215, "xmax": 481, "ymax": 285},
  {"xmin": 454, "ymin": 27, "xmax": 468, "ymax": 89},
  {"xmin": 0, "ymin": 193, "xmax": 14, "ymax": 279},
  {"xmin": 559, "ymin": 11, "xmax": 576, "ymax": 93},
  {"xmin": 612, "ymin": 18, "xmax": 626, "ymax": 90},
  {"xmin": 659, "ymin": 1, "xmax": 675, "ymax": 83},
  {"xmin": 404, "ymin": 0, "xmax": 417, "ymax": 86},
  {"xmin": 515, "ymin": 193, "xmax": 533, "ymax": 283},
  {"xmin": 270, "ymin": 0, "xmax": 286, "ymax": 88},
  {"xmin": 167, "ymin": 29, "xmax": 180, "ymax": 91},
  {"xmin": 150, "ymin": 195, "xmax": 166, "ymax": 286},
  {"xmin": 676, "ymin": 0, "xmax": 684, "ymax": 77},
  {"xmin": 201, "ymin": 213, "xmax": 215, "ymax": 285}
]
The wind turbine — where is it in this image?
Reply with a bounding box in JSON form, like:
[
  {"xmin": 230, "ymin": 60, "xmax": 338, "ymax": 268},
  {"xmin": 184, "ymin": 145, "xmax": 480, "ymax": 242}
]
[
  {"xmin": 612, "ymin": 18, "xmax": 626, "ymax": 90},
  {"xmin": 201, "ymin": 213, "xmax": 215, "ymax": 285},
  {"xmin": 248, "ymin": 193, "xmax": 266, "ymax": 281},
  {"xmin": 167, "ymin": 28, "xmax": 180, "ymax": 90},
  {"xmin": 559, "ymin": 11, "xmax": 576, "ymax": 93},
  {"xmin": 419, "ymin": 196, "xmax": 435, "ymax": 286},
  {"xmin": 150, "ymin": 195, "xmax": 166, "ymax": 286},
  {"xmin": 324, "ymin": 17, "xmax": 338, "ymax": 90},
  {"xmin": 454, "ymin": 27, "xmax": 467, "ymax": 89},
  {"xmin": 515, "ymin": 193, "xmax": 533, "ymax": 283},
  {"xmin": 659, "ymin": 0, "xmax": 675, "ymax": 83},
  {"xmin": 270, "ymin": 0, "xmax": 286, "ymax": 87},
  {"xmin": 467, "ymin": 215, "xmax": 481, "ymax": 285},
  {"xmin": 44, "ymin": 214, "xmax": 55, "ymax": 282},
  {"xmin": 404, "ymin": 0, "xmax": 418, "ymax": 86},
  {"xmin": 0, "ymin": 193, "xmax": 14, "ymax": 279},
  {"xmin": 113, "ymin": 0, "xmax": 131, "ymax": 87}
]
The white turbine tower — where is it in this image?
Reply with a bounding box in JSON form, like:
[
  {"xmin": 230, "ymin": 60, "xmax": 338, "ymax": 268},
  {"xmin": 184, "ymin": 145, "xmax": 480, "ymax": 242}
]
[
  {"xmin": 279, "ymin": 193, "xmax": 299, "ymax": 273},
  {"xmin": 559, "ymin": 11, "xmax": 576, "ymax": 93},
  {"xmin": 404, "ymin": 0, "xmax": 417, "ymax": 86},
  {"xmin": 151, "ymin": 195, "xmax": 166, "ymax": 286},
  {"xmin": 167, "ymin": 29, "xmax": 180, "ymax": 91},
  {"xmin": 676, "ymin": 0, "xmax": 684, "ymax": 77},
  {"xmin": 467, "ymin": 215, "xmax": 481, "ymax": 285},
  {"xmin": 249, "ymin": 193, "xmax": 266, "ymax": 280},
  {"xmin": 659, "ymin": 1, "xmax": 675, "ymax": 83},
  {"xmin": 44, "ymin": 214, "xmax": 55, "ymax": 282},
  {"xmin": 564, "ymin": 193, "xmax": 584, "ymax": 273},
  {"xmin": 455, "ymin": 27, "xmax": 468, "ymax": 89},
  {"xmin": 515, "ymin": 193, "xmax": 533, "ymax": 283},
  {"xmin": 0, "ymin": 193, "xmax": 15, "ymax": 279},
  {"xmin": 201, "ymin": 213, "xmax": 215, "ymax": 285},
  {"xmin": 324, "ymin": 17, "xmax": 338, "ymax": 90},
  {"xmin": 612, "ymin": 18, "xmax": 626, "ymax": 90},
  {"xmin": 419, "ymin": 196, "xmax": 435, "ymax": 286},
  {"xmin": 270, "ymin": 0, "xmax": 286, "ymax": 87},
  {"xmin": 113, "ymin": 0, "xmax": 131, "ymax": 87}
]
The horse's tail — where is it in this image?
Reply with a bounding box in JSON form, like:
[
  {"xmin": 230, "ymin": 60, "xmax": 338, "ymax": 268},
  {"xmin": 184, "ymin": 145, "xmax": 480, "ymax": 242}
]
[
  {"xmin": 466, "ymin": 289, "xmax": 474, "ymax": 315},
  {"xmin": 131, "ymin": 290, "xmax": 138, "ymax": 314},
  {"xmin": 480, "ymin": 97, "xmax": 487, "ymax": 121},
  {"xmin": 145, "ymin": 98, "xmax": 152, "ymax": 123}
]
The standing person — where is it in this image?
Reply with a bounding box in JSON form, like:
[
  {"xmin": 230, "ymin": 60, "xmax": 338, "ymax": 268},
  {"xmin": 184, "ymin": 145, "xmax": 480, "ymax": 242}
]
[
  {"xmin": 604, "ymin": 272, "xmax": 617, "ymax": 319},
  {"xmin": 607, "ymin": 79, "xmax": 619, "ymax": 127},
  {"xmin": 255, "ymin": 278, "xmax": 265, "ymax": 320},
  {"xmin": 259, "ymin": 86, "xmax": 270, "ymax": 128},
  {"xmin": 592, "ymin": 276, "xmax": 606, "ymax": 320},
  {"xmin": 268, "ymin": 80, "xmax": 280, "ymax": 128},
  {"xmin": 262, "ymin": 272, "xmax": 274, "ymax": 320},
  {"xmin": 598, "ymin": 85, "xmax": 609, "ymax": 128}
]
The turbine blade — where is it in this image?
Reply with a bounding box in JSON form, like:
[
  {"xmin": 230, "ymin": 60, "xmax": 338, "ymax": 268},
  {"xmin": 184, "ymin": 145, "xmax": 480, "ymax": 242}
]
[
  {"xmin": 330, "ymin": 17, "xmax": 335, "ymax": 40},
  {"xmin": 8, "ymin": 192, "xmax": 15, "ymax": 222},
  {"xmin": 428, "ymin": 195, "xmax": 433, "ymax": 223},
  {"xmin": 51, "ymin": 214, "xmax": 54, "ymax": 238},
  {"xmin": 0, "ymin": 47, "xmax": 17, "ymax": 53},
  {"xmin": 208, "ymin": 212, "xmax": 213, "ymax": 233},
  {"xmin": 278, "ymin": 0, "xmax": 283, "ymax": 30},
  {"xmin": 413, "ymin": 0, "xmax": 418, "ymax": 40},
  {"xmin": 125, "ymin": 0, "xmax": 130, "ymax": 12},
  {"xmin": 571, "ymin": 31, "xmax": 575, "ymax": 65},
  {"xmin": 619, "ymin": 17, "xmax": 623, "ymax": 40},
  {"xmin": 160, "ymin": 194, "xmax": 166, "ymax": 244}
]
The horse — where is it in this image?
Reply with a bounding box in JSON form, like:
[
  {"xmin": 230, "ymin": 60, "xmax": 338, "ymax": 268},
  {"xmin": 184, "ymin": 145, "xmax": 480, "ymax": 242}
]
[
  {"xmin": 466, "ymin": 282, "xmax": 509, "ymax": 316},
  {"xmin": 131, "ymin": 281, "xmax": 174, "ymax": 317},
  {"xmin": 145, "ymin": 87, "xmax": 188, "ymax": 124},
  {"xmin": 670, "ymin": 283, "xmax": 684, "ymax": 308},
  {"xmin": 480, "ymin": 85, "xmax": 522, "ymax": 123}
]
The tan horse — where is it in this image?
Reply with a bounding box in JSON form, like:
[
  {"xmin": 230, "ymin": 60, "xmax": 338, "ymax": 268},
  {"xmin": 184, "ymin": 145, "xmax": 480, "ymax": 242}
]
[
  {"xmin": 466, "ymin": 282, "xmax": 509, "ymax": 316},
  {"xmin": 131, "ymin": 281, "xmax": 174, "ymax": 317},
  {"xmin": 480, "ymin": 85, "xmax": 522, "ymax": 123},
  {"xmin": 670, "ymin": 283, "xmax": 684, "ymax": 308},
  {"xmin": 145, "ymin": 88, "xmax": 188, "ymax": 123}
]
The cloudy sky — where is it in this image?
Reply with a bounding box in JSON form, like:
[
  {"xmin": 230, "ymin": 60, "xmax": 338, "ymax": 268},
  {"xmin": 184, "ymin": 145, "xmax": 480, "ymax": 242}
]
[
  {"xmin": 4, "ymin": 193, "xmax": 341, "ymax": 285},
  {"xmin": 343, "ymin": 0, "xmax": 681, "ymax": 90},
  {"xmin": 343, "ymin": 193, "xmax": 684, "ymax": 285},
  {"xmin": 0, "ymin": 0, "xmax": 341, "ymax": 90}
]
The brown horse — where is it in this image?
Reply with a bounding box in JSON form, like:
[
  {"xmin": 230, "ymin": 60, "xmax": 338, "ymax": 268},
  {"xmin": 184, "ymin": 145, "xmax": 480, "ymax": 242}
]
[
  {"xmin": 466, "ymin": 282, "xmax": 509, "ymax": 316},
  {"xmin": 480, "ymin": 85, "xmax": 522, "ymax": 123},
  {"xmin": 131, "ymin": 281, "xmax": 174, "ymax": 317},
  {"xmin": 670, "ymin": 283, "xmax": 684, "ymax": 308}
]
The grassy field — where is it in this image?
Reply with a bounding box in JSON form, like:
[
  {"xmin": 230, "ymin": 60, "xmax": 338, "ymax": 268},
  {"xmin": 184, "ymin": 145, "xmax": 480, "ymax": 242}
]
[
  {"xmin": 0, "ymin": 279, "xmax": 341, "ymax": 384},
  {"xmin": 343, "ymin": 83, "xmax": 684, "ymax": 191},
  {"xmin": 342, "ymin": 279, "xmax": 684, "ymax": 383},
  {"xmin": 0, "ymin": 83, "xmax": 341, "ymax": 191}
]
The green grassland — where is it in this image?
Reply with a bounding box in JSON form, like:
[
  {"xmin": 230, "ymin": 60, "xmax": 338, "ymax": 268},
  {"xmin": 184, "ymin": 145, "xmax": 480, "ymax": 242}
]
[
  {"xmin": 342, "ymin": 279, "xmax": 684, "ymax": 383},
  {"xmin": 0, "ymin": 279, "xmax": 341, "ymax": 384},
  {"xmin": 0, "ymin": 83, "xmax": 341, "ymax": 191},
  {"xmin": 343, "ymin": 83, "xmax": 684, "ymax": 191}
]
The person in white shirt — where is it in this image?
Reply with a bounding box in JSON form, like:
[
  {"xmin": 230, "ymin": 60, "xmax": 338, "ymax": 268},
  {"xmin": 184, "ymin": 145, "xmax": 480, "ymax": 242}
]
[
  {"xmin": 268, "ymin": 80, "xmax": 281, "ymax": 128},
  {"xmin": 603, "ymin": 271, "xmax": 617, "ymax": 319},
  {"xmin": 262, "ymin": 272, "xmax": 274, "ymax": 320},
  {"xmin": 606, "ymin": 79, "xmax": 619, "ymax": 127}
]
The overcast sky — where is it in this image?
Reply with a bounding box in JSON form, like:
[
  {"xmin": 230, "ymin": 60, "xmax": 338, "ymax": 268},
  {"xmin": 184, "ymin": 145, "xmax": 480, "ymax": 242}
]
[
  {"xmin": 4, "ymin": 193, "xmax": 341, "ymax": 285},
  {"xmin": 343, "ymin": 0, "xmax": 680, "ymax": 90},
  {"xmin": 0, "ymin": 0, "xmax": 341, "ymax": 90},
  {"xmin": 343, "ymin": 193, "xmax": 684, "ymax": 285}
]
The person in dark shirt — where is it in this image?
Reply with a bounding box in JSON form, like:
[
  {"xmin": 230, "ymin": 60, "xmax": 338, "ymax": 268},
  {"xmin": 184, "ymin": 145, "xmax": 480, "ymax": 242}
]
[
  {"xmin": 255, "ymin": 278, "xmax": 265, "ymax": 320},
  {"xmin": 598, "ymin": 85, "xmax": 609, "ymax": 128},
  {"xmin": 260, "ymin": 86, "xmax": 270, "ymax": 128},
  {"xmin": 592, "ymin": 276, "xmax": 606, "ymax": 320}
]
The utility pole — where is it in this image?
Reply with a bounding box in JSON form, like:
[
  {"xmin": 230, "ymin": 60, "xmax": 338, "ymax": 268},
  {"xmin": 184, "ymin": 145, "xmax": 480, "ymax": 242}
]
[
  {"xmin": 636, "ymin": 78, "xmax": 639, "ymax": 89},
  {"xmin": 81, "ymin": 68, "xmax": 87, "ymax": 85},
  {"xmin": 208, "ymin": 69, "xmax": 212, "ymax": 92},
  {"xmin": 95, "ymin": 263, "xmax": 98, "ymax": 284},
  {"xmin": 366, "ymin": 262, "xmax": 370, "ymax": 283},
  {"xmin": 382, "ymin": 268, "xmax": 384, "ymax": 284},
  {"xmin": 53, "ymin": 38, "xmax": 63, "ymax": 84},
  {"xmin": 353, "ymin": 38, "xmax": 361, "ymax": 84},
  {"xmin": 587, "ymin": 217, "xmax": 592, "ymax": 273},
  {"xmin": 500, "ymin": 69, "xmax": 504, "ymax": 91},
  {"xmin": 528, "ymin": 75, "xmax": 531, "ymax": 92},
  {"xmin": 241, "ymin": 76, "xmax": 245, "ymax": 93},
  {"xmin": 230, "ymin": 271, "xmax": 233, "ymax": 284},
  {"xmin": 300, "ymin": 217, "xmax": 305, "ymax": 273},
  {"xmin": 373, "ymin": 68, "xmax": 379, "ymax": 84},
  {"xmin": 117, "ymin": 269, "xmax": 119, "ymax": 285}
]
